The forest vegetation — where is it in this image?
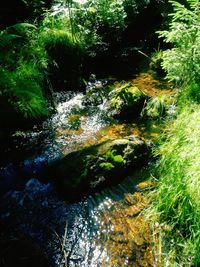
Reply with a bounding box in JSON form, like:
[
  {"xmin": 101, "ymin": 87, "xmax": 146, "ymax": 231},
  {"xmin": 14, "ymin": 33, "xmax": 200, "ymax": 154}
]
[{"xmin": 0, "ymin": 0, "xmax": 199, "ymax": 266}]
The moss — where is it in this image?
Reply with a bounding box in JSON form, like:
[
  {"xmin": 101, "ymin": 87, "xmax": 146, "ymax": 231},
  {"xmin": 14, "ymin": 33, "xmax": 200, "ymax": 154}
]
[
  {"xmin": 113, "ymin": 154, "xmax": 124, "ymax": 164},
  {"xmin": 107, "ymin": 81, "xmax": 146, "ymax": 120},
  {"xmin": 67, "ymin": 114, "xmax": 81, "ymax": 130},
  {"xmin": 51, "ymin": 137, "xmax": 149, "ymax": 200},
  {"xmin": 97, "ymin": 149, "xmax": 125, "ymax": 175},
  {"xmin": 99, "ymin": 162, "xmax": 115, "ymax": 171},
  {"xmin": 104, "ymin": 149, "xmax": 125, "ymax": 165},
  {"xmin": 115, "ymin": 83, "xmax": 143, "ymax": 104}
]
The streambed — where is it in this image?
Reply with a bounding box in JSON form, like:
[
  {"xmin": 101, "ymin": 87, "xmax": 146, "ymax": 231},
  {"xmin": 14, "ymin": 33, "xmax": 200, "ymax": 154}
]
[{"xmin": 0, "ymin": 73, "xmax": 173, "ymax": 266}]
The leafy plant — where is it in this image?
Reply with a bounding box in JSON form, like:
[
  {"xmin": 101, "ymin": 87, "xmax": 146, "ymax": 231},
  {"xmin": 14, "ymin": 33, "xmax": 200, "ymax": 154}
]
[
  {"xmin": 99, "ymin": 162, "xmax": 115, "ymax": 171},
  {"xmin": 50, "ymin": 0, "xmax": 127, "ymax": 55},
  {"xmin": 0, "ymin": 23, "xmax": 50, "ymax": 122},
  {"xmin": 157, "ymin": 0, "xmax": 200, "ymax": 85},
  {"xmin": 141, "ymin": 95, "xmax": 171, "ymax": 119},
  {"xmin": 179, "ymin": 82, "xmax": 200, "ymax": 104}
]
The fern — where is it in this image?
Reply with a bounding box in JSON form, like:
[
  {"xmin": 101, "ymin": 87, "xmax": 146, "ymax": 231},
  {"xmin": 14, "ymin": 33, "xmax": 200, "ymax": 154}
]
[{"xmin": 157, "ymin": 0, "xmax": 200, "ymax": 85}]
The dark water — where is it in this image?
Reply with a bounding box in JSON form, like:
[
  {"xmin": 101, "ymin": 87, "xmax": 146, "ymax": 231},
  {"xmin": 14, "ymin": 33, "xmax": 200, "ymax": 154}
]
[
  {"xmin": 0, "ymin": 86, "xmax": 141, "ymax": 266},
  {"xmin": 0, "ymin": 71, "xmax": 175, "ymax": 266}
]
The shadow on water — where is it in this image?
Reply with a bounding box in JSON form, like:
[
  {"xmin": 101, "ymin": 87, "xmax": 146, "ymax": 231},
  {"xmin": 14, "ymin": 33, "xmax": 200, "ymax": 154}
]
[{"xmin": 0, "ymin": 73, "xmax": 173, "ymax": 266}]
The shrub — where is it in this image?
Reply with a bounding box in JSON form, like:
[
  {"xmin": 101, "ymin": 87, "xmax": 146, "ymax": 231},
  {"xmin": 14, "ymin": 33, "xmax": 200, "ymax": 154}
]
[
  {"xmin": 157, "ymin": 0, "xmax": 200, "ymax": 85},
  {"xmin": 179, "ymin": 82, "xmax": 200, "ymax": 105},
  {"xmin": 0, "ymin": 23, "xmax": 49, "ymax": 122},
  {"xmin": 50, "ymin": 0, "xmax": 127, "ymax": 54}
]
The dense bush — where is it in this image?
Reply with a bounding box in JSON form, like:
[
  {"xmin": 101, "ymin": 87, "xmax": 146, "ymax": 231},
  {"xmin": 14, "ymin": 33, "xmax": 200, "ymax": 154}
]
[
  {"xmin": 49, "ymin": 0, "xmax": 127, "ymax": 56},
  {"xmin": 157, "ymin": 0, "xmax": 200, "ymax": 86},
  {"xmin": 0, "ymin": 23, "xmax": 49, "ymax": 125}
]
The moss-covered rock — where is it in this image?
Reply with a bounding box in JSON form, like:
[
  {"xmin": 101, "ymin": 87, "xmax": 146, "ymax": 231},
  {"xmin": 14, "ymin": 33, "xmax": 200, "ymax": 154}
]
[
  {"xmin": 106, "ymin": 82, "xmax": 147, "ymax": 120},
  {"xmin": 49, "ymin": 136, "xmax": 150, "ymax": 200}
]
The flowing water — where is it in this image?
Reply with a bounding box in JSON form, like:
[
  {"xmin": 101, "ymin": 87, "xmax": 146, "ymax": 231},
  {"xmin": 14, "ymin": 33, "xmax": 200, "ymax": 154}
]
[{"xmin": 0, "ymin": 73, "xmax": 173, "ymax": 266}]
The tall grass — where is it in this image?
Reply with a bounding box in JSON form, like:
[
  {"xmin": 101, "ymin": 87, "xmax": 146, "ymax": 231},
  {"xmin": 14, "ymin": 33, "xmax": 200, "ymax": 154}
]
[
  {"xmin": 0, "ymin": 23, "xmax": 50, "ymax": 123},
  {"xmin": 148, "ymin": 105, "xmax": 200, "ymax": 266},
  {"xmin": 145, "ymin": 1, "xmax": 200, "ymax": 265}
]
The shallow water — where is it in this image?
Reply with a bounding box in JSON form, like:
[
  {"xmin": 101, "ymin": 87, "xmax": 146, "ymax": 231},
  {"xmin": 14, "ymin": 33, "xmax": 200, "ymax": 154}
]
[{"xmin": 0, "ymin": 73, "xmax": 172, "ymax": 266}]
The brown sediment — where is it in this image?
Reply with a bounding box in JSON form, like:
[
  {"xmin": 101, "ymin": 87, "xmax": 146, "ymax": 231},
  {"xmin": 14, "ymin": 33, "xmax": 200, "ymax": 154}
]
[
  {"xmin": 131, "ymin": 72, "xmax": 173, "ymax": 97},
  {"xmin": 99, "ymin": 180, "xmax": 162, "ymax": 267},
  {"xmin": 84, "ymin": 72, "xmax": 174, "ymax": 146},
  {"xmin": 85, "ymin": 120, "xmax": 164, "ymax": 146},
  {"xmin": 56, "ymin": 72, "xmax": 174, "ymax": 154}
]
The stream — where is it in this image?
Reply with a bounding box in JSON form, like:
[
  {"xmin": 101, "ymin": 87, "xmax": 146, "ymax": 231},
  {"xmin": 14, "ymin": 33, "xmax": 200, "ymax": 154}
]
[{"xmin": 0, "ymin": 73, "xmax": 173, "ymax": 267}]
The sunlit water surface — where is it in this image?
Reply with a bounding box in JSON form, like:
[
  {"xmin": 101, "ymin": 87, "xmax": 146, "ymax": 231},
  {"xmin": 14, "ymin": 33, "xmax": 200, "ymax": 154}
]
[{"xmin": 0, "ymin": 74, "xmax": 173, "ymax": 266}]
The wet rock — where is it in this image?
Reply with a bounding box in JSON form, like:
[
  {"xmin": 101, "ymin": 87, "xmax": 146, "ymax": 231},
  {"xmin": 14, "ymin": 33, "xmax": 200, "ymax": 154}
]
[
  {"xmin": 49, "ymin": 136, "xmax": 150, "ymax": 200},
  {"xmin": 105, "ymin": 82, "xmax": 147, "ymax": 120}
]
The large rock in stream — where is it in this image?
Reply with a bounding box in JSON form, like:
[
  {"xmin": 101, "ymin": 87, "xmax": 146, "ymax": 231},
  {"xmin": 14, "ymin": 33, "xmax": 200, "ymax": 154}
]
[
  {"xmin": 83, "ymin": 80, "xmax": 147, "ymax": 121},
  {"xmin": 50, "ymin": 136, "xmax": 150, "ymax": 200},
  {"xmin": 105, "ymin": 82, "xmax": 147, "ymax": 120}
]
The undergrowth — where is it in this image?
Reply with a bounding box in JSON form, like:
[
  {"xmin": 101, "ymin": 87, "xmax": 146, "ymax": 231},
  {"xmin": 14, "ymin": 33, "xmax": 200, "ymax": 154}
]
[
  {"xmin": 146, "ymin": 1, "xmax": 200, "ymax": 266},
  {"xmin": 149, "ymin": 106, "xmax": 200, "ymax": 266},
  {"xmin": 0, "ymin": 24, "xmax": 49, "ymax": 123}
]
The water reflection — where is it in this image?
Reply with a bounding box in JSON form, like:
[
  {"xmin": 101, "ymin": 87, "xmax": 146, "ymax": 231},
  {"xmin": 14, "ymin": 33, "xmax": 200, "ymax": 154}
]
[{"xmin": 0, "ymin": 74, "xmax": 171, "ymax": 266}]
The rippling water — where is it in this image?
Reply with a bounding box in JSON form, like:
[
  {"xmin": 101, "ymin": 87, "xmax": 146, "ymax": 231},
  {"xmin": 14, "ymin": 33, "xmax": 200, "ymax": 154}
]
[
  {"xmin": 0, "ymin": 87, "xmax": 131, "ymax": 266},
  {"xmin": 0, "ymin": 75, "xmax": 165, "ymax": 266}
]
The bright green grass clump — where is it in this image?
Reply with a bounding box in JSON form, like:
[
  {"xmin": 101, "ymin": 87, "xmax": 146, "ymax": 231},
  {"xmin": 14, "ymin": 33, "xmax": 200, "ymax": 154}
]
[
  {"xmin": 151, "ymin": 105, "xmax": 200, "ymax": 266},
  {"xmin": 0, "ymin": 23, "xmax": 50, "ymax": 123}
]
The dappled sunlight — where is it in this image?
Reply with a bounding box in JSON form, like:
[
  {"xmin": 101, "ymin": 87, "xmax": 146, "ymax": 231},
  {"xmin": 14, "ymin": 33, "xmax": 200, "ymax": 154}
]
[
  {"xmin": 2, "ymin": 0, "xmax": 198, "ymax": 264},
  {"xmin": 131, "ymin": 72, "xmax": 173, "ymax": 97},
  {"xmin": 94, "ymin": 179, "xmax": 161, "ymax": 267}
]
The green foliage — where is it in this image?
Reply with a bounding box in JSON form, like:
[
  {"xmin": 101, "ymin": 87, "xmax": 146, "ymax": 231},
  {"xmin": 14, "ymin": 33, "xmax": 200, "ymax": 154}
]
[
  {"xmin": 38, "ymin": 13, "xmax": 86, "ymax": 89},
  {"xmin": 99, "ymin": 162, "xmax": 115, "ymax": 171},
  {"xmin": 50, "ymin": 0, "xmax": 127, "ymax": 55},
  {"xmin": 111, "ymin": 83, "xmax": 143, "ymax": 110},
  {"xmin": 5, "ymin": 23, "xmax": 37, "ymax": 38},
  {"xmin": 98, "ymin": 149, "xmax": 125, "ymax": 173},
  {"xmin": 117, "ymin": 87, "xmax": 141, "ymax": 105},
  {"xmin": 0, "ymin": 23, "xmax": 49, "ymax": 121},
  {"xmin": 157, "ymin": 0, "xmax": 200, "ymax": 85},
  {"xmin": 179, "ymin": 82, "xmax": 200, "ymax": 105},
  {"xmin": 104, "ymin": 149, "xmax": 125, "ymax": 165},
  {"xmin": 141, "ymin": 95, "xmax": 171, "ymax": 119},
  {"xmin": 90, "ymin": 148, "xmax": 126, "ymax": 178},
  {"xmin": 147, "ymin": 3, "xmax": 200, "ymax": 263},
  {"xmin": 150, "ymin": 105, "xmax": 200, "ymax": 266},
  {"xmin": 39, "ymin": 27, "xmax": 85, "ymax": 56},
  {"xmin": 149, "ymin": 48, "xmax": 165, "ymax": 76},
  {"xmin": 40, "ymin": 12, "xmax": 75, "ymax": 46},
  {"xmin": 90, "ymin": 0, "xmax": 126, "ymax": 30},
  {"xmin": 113, "ymin": 154, "xmax": 125, "ymax": 164},
  {"xmin": 0, "ymin": 64, "xmax": 49, "ymax": 119}
]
